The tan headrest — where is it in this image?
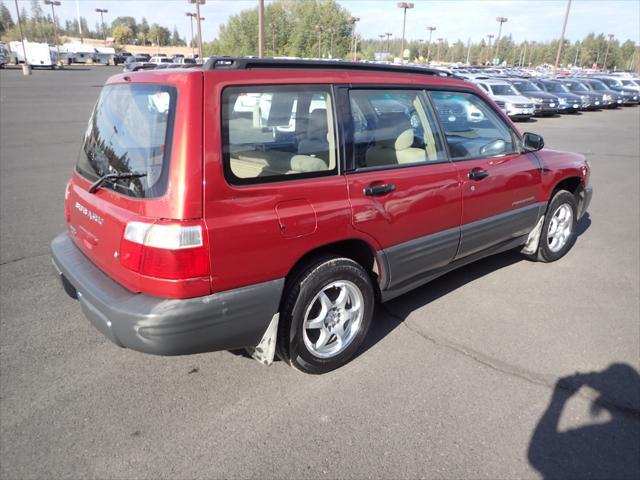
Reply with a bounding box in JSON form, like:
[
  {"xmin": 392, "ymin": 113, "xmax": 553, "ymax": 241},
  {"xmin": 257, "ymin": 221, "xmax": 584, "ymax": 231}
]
[
  {"xmin": 307, "ymin": 109, "xmax": 328, "ymax": 141},
  {"xmin": 376, "ymin": 127, "xmax": 414, "ymax": 151}
]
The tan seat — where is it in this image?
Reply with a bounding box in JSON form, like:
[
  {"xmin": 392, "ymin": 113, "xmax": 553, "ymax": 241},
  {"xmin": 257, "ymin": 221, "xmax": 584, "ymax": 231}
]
[
  {"xmin": 298, "ymin": 109, "xmax": 329, "ymax": 158},
  {"xmin": 365, "ymin": 127, "xmax": 426, "ymax": 167}
]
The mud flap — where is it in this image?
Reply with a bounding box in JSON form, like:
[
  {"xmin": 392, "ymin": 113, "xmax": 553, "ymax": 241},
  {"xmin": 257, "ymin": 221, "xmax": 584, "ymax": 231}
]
[
  {"xmin": 521, "ymin": 215, "xmax": 545, "ymax": 255},
  {"xmin": 247, "ymin": 313, "xmax": 279, "ymax": 366}
]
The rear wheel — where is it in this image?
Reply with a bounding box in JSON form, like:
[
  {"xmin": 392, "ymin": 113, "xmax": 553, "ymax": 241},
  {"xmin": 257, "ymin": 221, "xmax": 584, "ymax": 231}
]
[
  {"xmin": 536, "ymin": 190, "xmax": 578, "ymax": 262},
  {"xmin": 278, "ymin": 256, "xmax": 375, "ymax": 374}
]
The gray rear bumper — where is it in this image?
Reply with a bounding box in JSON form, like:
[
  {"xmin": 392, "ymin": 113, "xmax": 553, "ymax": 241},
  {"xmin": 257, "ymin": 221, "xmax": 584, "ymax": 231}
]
[{"xmin": 51, "ymin": 232, "xmax": 284, "ymax": 356}]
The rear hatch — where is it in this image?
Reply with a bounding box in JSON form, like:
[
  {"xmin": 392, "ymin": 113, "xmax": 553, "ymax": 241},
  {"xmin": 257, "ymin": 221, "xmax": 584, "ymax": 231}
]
[{"xmin": 66, "ymin": 72, "xmax": 206, "ymax": 298}]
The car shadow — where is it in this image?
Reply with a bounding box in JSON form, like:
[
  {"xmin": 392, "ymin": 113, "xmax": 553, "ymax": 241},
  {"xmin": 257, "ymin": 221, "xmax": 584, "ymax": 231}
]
[
  {"xmin": 527, "ymin": 363, "xmax": 640, "ymax": 480},
  {"xmin": 359, "ymin": 212, "xmax": 591, "ymax": 357}
]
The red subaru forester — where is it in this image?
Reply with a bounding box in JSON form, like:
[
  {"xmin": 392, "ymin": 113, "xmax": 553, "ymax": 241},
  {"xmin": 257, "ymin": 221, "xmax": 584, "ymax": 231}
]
[{"xmin": 51, "ymin": 58, "xmax": 592, "ymax": 373}]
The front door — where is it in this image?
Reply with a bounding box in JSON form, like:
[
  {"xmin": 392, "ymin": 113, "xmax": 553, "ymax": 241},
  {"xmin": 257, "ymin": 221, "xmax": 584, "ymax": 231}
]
[
  {"xmin": 343, "ymin": 88, "xmax": 462, "ymax": 290},
  {"xmin": 429, "ymin": 90, "xmax": 543, "ymax": 259}
]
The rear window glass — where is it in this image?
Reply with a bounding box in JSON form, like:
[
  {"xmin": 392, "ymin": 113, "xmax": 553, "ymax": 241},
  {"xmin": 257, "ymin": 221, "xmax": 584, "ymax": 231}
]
[
  {"xmin": 76, "ymin": 84, "xmax": 176, "ymax": 198},
  {"xmin": 221, "ymin": 85, "xmax": 337, "ymax": 185}
]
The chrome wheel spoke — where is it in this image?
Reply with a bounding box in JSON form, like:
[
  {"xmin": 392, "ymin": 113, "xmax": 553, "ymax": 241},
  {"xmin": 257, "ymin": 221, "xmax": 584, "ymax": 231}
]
[
  {"xmin": 547, "ymin": 203, "xmax": 574, "ymax": 253},
  {"xmin": 302, "ymin": 280, "xmax": 365, "ymax": 359}
]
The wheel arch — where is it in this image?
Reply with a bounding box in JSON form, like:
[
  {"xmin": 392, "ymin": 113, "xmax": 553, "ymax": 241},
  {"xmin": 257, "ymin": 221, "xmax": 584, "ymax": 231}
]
[
  {"xmin": 282, "ymin": 238, "xmax": 383, "ymax": 304},
  {"xmin": 549, "ymin": 176, "xmax": 587, "ymax": 215}
]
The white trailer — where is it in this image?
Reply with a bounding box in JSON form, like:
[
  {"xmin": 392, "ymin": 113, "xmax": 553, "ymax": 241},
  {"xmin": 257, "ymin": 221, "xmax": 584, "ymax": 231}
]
[
  {"xmin": 9, "ymin": 41, "xmax": 57, "ymax": 68},
  {"xmin": 94, "ymin": 47, "xmax": 116, "ymax": 65},
  {"xmin": 62, "ymin": 42, "xmax": 96, "ymax": 64}
]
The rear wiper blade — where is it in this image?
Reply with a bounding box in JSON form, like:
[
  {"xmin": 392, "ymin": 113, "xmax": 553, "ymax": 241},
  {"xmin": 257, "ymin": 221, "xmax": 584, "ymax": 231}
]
[{"xmin": 88, "ymin": 172, "xmax": 147, "ymax": 194}]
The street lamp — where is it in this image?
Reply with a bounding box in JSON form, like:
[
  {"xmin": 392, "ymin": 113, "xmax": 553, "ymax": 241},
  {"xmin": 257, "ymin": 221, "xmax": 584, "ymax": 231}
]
[
  {"xmin": 385, "ymin": 32, "xmax": 392, "ymax": 54},
  {"xmin": 529, "ymin": 40, "xmax": 537, "ymax": 66},
  {"xmin": 485, "ymin": 33, "xmax": 494, "ymax": 64},
  {"xmin": 95, "ymin": 8, "xmax": 108, "ymax": 46},
  {"xmin": 271, "ymin": 22, "xmax": 277, "ymax": 57},
  {"xmin": 397, "ymin": 2, "xmax": 414, "ymax": 64},
  {"xmin": 188, "ymin": 0, "xmax": 205, "ymax": 63},
  {"xmin": 257, "ymin": 0, "xmax": 264, "ymax": 58},
  {"xmin": 329, "ymin": 27, "xmax": 335, "ymax": 58},
  {"xmin": 436, "ymin": 37, "xmax": 443, "ymax": 62},
  {"xmin": 494, "ymin": 16, "xmax": 508, "ymax": 63},
  {"xmin": 553, "ymin": 0, "xmax": 572, "ymax": 77},
  {"xmin": 425, "ymin": 26, "xmax": 436, "ymax": 63},
  {"xmin": 316, "ymin": 25, "xmax": 324, "ymax": 58},
  {"xmin": 349, "ymin": 16, "xmax": 360, "ymax": 61},
  {"xmin": 13, "ymin": 0, "xmax": 30, "ymax": 75},
  {"xmin": 44, "ymin": 0, "xmax": 62, "ymax": 67},
  {"xmin": 186, "ymin": 12, "xmax": 197, "ymax": 57},
  {"xmin": 602, "ymin": 33, "xmax": 615, "ymax": 70}
]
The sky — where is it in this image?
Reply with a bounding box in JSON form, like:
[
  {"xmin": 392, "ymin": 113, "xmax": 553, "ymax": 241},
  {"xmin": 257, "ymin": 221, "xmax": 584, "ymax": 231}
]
[{"xmin": 13, "ymin": 0, "xmax": 640, "ymax": 45}]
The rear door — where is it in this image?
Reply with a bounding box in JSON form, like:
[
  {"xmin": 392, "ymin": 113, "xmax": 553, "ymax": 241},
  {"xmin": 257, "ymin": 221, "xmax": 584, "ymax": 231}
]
[
  {"xmin": 342, "ymin": 88, "xmax": 462, "ymax": 290},
  {"xmin": 429, "ymin": 90, "xmax": 543, "ymax": 259}
]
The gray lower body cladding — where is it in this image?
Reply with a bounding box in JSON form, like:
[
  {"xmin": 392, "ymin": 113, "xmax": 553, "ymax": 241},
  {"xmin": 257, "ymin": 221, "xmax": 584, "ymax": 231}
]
[
  {"xmin": 51, "ymin": 232, "xmax": 284, "ymax": 356},
  {"xmin": 379, "ymin": 202, "xmax": 545, "ymax": 301}
]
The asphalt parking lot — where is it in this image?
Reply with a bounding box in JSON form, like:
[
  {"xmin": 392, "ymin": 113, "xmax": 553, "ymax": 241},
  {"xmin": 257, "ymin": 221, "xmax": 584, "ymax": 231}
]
[{"xmin": 1, "ymin": 66, "xmax": 639, "ymax": 479}]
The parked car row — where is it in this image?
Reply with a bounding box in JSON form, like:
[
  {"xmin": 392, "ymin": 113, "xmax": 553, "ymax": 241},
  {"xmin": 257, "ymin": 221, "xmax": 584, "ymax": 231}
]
[
  {"xmin": 448, "ymin": 67, "xmax": 639, "ymax": 121},
  {"xmin": 119, "ymin": 53, "xmax": 198, "ymax": 71}
]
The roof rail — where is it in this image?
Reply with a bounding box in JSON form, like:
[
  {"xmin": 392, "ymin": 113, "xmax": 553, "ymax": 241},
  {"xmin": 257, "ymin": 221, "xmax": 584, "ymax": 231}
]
[{"xmin": 202, "ymin": 57, "xmax": 458, "ymax": 78}]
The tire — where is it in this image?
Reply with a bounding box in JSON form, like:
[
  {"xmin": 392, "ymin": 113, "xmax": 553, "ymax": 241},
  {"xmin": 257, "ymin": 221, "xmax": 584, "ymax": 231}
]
[
  {"xmin": 278, "ymin": 255, "xmax": 375, "ymax": 374},
  {"xmin": 536, "ymin": 190, "xmax": 578, "ymax": 262}
]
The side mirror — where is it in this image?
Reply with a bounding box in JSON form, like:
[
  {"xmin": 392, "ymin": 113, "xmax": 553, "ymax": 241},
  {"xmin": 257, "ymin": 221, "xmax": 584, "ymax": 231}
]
[{"xmin": 522, "ymin": 132, "xmax": 544, "ymax": 152}]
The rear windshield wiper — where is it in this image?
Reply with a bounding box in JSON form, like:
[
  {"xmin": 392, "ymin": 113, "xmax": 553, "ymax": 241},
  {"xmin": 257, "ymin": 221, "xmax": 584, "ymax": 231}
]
[{"xmin": 88, "ymin": 172, "xmax": 147, "ymax": 194}]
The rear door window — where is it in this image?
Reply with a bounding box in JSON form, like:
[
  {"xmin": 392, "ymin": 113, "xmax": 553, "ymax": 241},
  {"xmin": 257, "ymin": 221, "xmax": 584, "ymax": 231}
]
[
  {"xmin": 222, "ymin": 85, "xmax": 337, "ymax": 184},
  {"xmin": 348, "ymin": 89, "xmax": 446, "ymax": 169},
  {"xmin": 76, "ymin": 83, "xmax": 177, "ymax": 198}
]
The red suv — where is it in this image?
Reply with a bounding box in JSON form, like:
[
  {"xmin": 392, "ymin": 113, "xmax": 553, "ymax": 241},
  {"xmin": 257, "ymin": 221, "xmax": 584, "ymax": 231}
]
[{"xmin": 51, "ymin": 58, "xmax": 592, "ymax": 373}]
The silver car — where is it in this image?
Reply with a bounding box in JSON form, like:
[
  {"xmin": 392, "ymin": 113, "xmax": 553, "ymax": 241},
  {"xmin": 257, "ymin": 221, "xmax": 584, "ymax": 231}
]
[{"xmin": 474, "ymin": 79, "xmax": 535, "ymax": 120}]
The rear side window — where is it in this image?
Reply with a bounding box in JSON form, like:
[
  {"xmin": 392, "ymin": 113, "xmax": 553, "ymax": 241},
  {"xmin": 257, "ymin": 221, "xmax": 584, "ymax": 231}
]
[
  {"xmin": 430, "ymin": 91, "xmax": 517, "ymax": 161},
  {"xmin": 222, "ymin": 85, "xmax": 337, "ymax": 184},
  {"xmin": 76, "ymin": 84, "xmax": 176, "ymax": 198}
]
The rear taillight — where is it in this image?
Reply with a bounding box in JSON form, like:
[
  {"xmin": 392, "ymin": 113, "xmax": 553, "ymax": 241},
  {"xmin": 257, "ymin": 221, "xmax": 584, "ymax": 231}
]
[
  {"xmin": 120, "ymin": 219, "xmax": 210, "ymax": 280},
  {"xmin": 64, "ymin": 180, "xmax": 72, "ymax": 222}
]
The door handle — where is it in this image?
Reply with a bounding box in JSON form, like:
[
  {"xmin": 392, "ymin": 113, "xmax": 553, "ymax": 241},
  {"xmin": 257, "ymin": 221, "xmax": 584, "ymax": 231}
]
[
  {"xmin": 468, "ymin": 168, "xmax": 489, "ymax": 180},
  {"xmin": 364, "ymin": 183, "xmax": 396, "ymax": 196}
]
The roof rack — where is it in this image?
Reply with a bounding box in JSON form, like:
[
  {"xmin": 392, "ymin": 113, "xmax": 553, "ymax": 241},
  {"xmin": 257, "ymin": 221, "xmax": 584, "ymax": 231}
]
[{"xmin": 202, "ymin": 57, "xmax": 458, "ymax": 78}]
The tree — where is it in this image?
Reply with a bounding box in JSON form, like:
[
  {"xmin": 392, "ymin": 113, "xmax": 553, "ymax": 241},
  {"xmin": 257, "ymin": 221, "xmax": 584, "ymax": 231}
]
[
  {"xmin": 0, "ymin": 1, "xmax": 15, "ymax": 35},
  {"xmin": 211, "ymin": 0, "xmax": 353, "ymax": 58},
  {"xmin": 170, "ymin": 25, "xmax": 184, "ymax": 46},
  {"xmin": 112, "ymin": 24, "xmax": 134, "ymax": 45},
  {"xmin": 139, "ymin": 16, "xmax": 149, "ymax": 44},
  {"xmin": 148, "ymin": 23, "xmax": 170, "ymax": 46},
  {"xmin": 111, "ymin": 16, "xmax": 137, "ymax": 38}
]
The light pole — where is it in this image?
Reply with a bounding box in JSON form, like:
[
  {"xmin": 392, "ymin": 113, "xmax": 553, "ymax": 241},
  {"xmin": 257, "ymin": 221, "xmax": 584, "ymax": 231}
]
[
  {"xmin": 466, "ymin": 37, "xmax": 471, "ymax": 65},
  {"xmin": 271, "ymin": 23, "xmax": 276, "ymax": 57},
  {"xmin": 436, "ymin": 37, "xmax": 443, "ymax": 62},
  {"xmin": 349, "ymin": 16, "xmax": 359, "ymax": 61},
  {"xmin": 44, "ymin": 0, "xmax": 62, "ymax": 67},
  {"xmin": 529, "ymin": 40, "xmax": 536, "ymax": 66},
  {"xmin": 552, "ymin": 0, "xmax": 571, "ymax": 78},
  {"xmin": 329, "ymin": 27, "xmax": 335, "ymax": 58},
  {"xmin": 485, "ymin": 34, "xmax": 494, "ymax": 64},
  {"xmin": 385, "ymin": 32, "xmax": 392, "ymax": 54},
  {"xmin": 188, "ymin": 0, "xmax": 205, "ymax": 63},
  {"xmin": 95, "ymin": 8, "xmax": 108, "ymax": 46},
  {"xmin": 316, "ymin": 25, "xmax": 324, "ymax": 58},
  {"xmin": 397, "ymin": 2, "xmax": 414, "ymax": 64},
  {"xmin": 186, "ymin": 12, "xmax": 196, "ymax": 57},
  {"xmin": 494, "ymin": 16, "xmax": 508, "ymax": 64},
  {"xmin": 13, "ymin": 0, "xmax": 30, "ymax": 75},
  {"xmin": 602, "ymin": 33, "xmax": 614, "ymax": 70},
  {"xmin": 425, "ymin": 26, "xmax": 436, "ymax": 63},
  {"xmin": 258, "ymin": 0, "xmax": 264, "ymax": 58}
]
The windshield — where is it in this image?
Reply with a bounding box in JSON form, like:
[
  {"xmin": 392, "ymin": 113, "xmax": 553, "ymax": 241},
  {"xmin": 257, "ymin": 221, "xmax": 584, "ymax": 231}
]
[
  {"xmin": 586, "ymin": 80, "xmax": 608, "ymax": 91},
  {"xmin": 490, "ymin": 84, "xmax": 518, "ymax": 96},
  {"xmin": 622, "ymin": 79, "xmax": 639, "ymax": 86},
  {"xmin": 543, "ymin": 82, "xmax": 568, "ymax": 93},
  {"xmin": 565, "ymin": 82, "xmax": 588, "ymax": 92},
  {"xmin": 76, "ymin": 84, "xmax": 177, "ymax": 198},
  {"xmin": 511, "ymin": 80, "xmax": 541, "ymax": 92}
]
